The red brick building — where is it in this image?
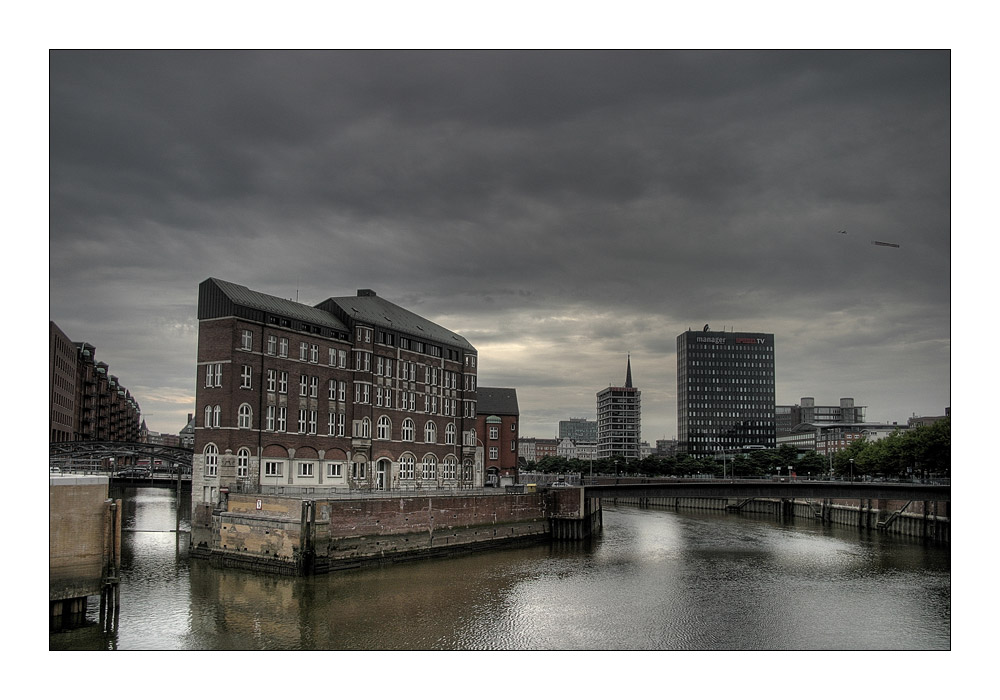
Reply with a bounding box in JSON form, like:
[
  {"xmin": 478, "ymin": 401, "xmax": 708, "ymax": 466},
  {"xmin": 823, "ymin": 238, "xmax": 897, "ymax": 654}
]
[
  {"xmin": 49, "ymin": 321, "xmax": 142, "ymax": 444},
  {"xmin": 192, "ymin": 279, "xmax": 482, "ymax": 512},
  {"xmin": 475, "ymin": 387, "xmax": 520, "ymax": 487}
]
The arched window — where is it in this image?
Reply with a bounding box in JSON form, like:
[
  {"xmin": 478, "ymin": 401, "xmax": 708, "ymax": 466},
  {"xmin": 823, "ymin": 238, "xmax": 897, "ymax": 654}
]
[
  {"xmin": 237, "ymin": 447, "xmax": 250, "ymax": 477},
  {"xmin": 238, "ymin": 403, "xmax": 252, "ymax": 429},
  {"xmin": 422, "ymin": 454, "xmax": 437, "ymax": 481},
  {"xmin": 402, "ymin": 418, "xmax": 415, "ymax": 442},
  {"xmin": 446, "ymin": 423, "xmax": 456, "ymax": 445},
  {"xmin": 377, "ymin": 415, "xmax": 391, "ymax": 440},
  {"xmin": 213, "ymin": 405, "xmax": 221, "ymax": 428},
  {"xmin": 204, "ymin": 444, "xmax": 219, "ymax": 476},
  {"xmin": 443, "ymin": 455, "xmax": 457, "ymax": 479},
  {"xmin": 399, "ymin": 454, "xmax": 415, "ymax": 480},
  {"xmin": 424, "ymin": 421, "xmax": 437, "ymax": 444},
  {"xmin": 204, "ymin": 405, "xmax": 212, "ymax": 428}
]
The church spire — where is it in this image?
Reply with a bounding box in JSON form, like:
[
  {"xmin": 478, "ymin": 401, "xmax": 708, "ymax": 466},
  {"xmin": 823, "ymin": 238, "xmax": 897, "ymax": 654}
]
[{"xmin": 625, "ymin": 354, "xmax": 633, "ymax": 388}]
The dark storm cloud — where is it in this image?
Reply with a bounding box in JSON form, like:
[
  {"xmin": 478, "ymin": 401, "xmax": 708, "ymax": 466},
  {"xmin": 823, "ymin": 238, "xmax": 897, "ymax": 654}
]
[{"xmin": 49, "ymin": 50, "xmax": 950, "ymax": 437}]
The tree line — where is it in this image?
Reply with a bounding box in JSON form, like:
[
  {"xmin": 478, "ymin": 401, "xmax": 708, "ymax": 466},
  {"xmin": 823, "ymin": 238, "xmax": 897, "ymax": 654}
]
[{"xmin": 525, "ymin": 418, "xmax": 949, "ymax": 481}]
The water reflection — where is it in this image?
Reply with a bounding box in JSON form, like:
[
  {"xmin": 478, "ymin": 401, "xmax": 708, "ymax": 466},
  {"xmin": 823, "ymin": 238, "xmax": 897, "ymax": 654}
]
[{"xmin": 50, "ymin": 490, "xmax": 949, "ymax": 651}]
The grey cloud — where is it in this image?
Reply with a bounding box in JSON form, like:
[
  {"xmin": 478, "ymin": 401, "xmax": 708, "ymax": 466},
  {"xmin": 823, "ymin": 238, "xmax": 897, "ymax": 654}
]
[{"xmin": 49, "ymin": 50, "xmax": 950, "ymax": 438}]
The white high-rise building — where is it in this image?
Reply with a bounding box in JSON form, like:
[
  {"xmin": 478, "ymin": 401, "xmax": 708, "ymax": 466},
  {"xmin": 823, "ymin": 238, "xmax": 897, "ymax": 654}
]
[{"xmin": 596, "ymin": 356, "xmax": 641, "ymax": 461}]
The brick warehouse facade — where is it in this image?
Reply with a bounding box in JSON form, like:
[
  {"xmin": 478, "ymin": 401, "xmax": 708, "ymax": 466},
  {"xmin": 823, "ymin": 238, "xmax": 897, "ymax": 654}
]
[
  {"xmin": 192, "ymin": 279, "xmax": 483, "ymax": 540},
  {"xmin": 475, "ymin": 387, "xmax": 520, "ymax": 487}
]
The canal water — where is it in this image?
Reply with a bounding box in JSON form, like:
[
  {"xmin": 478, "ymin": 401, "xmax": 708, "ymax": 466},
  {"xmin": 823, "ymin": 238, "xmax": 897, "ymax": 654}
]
[{"xmin": 50, "ymin": 486, "xmax": 950, "ymax": 651}]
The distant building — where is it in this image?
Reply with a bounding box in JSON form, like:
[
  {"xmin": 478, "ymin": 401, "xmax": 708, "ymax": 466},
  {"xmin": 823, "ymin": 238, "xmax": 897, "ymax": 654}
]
[
  {"xmin": 179, "ymin": 413, "xmax": 195, "ymax": 449},
  {"xmin": 597, "ymin": 356, "xmax": 642, "ymax": 461},
  {"xmin": 907, "ymin": 410, "xmax": 949, "ymax": 429},
  {"xmin": 776, "ymin": 397, "xmax": 867, "ymax": 434},
  {"xmin": 777, "ymin": 421, "xmax": 906, "ymax": 455},
  {"xmin": 518, "ymin": 437, "xmax": 559, "ymax": 464},
  {"xmin": 559, "ymin": 417, "xmax": 597, "ymax": 442},
  {"xmin": 476, "ymin": 387, "xmax": 520, "ymax": 487},
  {"xmin": 655, "ymin": 439, "xmax": 678, "ymax": 456},
  {"xmin": 677, "ymin": 328, "xmax": 775, "ymax": 458},
  {"xmin": 49, "ymin": 321, "xmax": 142, "ymax": 444}
]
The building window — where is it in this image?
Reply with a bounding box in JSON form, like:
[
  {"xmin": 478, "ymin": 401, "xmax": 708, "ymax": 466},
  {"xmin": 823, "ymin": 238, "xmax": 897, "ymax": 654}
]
[
  {"xmin": 336, "ymin": 413, "xmax": 345, "ymax": 436},
  {"xmin": 309, "ymin": 376, "xmax": 318, "ymax": 398},
  {"xmin": 339, "ymin": 349, "xmax": 347, "ymax": 368},
  {"xmin": 279, "ymin": 371, "xmax": 288, "ymax": 394},
  {"xmin": 402, "ymin": 418, "xmax": 415, "ymax": 442},
  {"xmin": 377, "ymin": 415, "xmax": 391, "ymax": 440},
  {"xmin": 204, "ymin": 405, "xmax": 212, "ymax": 428},
  {"xmin": 279, "ymin": 338, "xmax": 288, "ymax": 357},
  {"xmin": 237, "ymin": 448, "xmax": 250, "ymax": 477},
  {"xmin": 490, "ymin": 426, "xmax": 499, "ymax": 440},
  {"xmin": 299, "ymin": 342, "xmax": 309, "ymax": 361},
  {"xmin": 400, "ymin": 455, "xmax": 415, "ymax": 480},
  {"xmin": 204, "ymin": 444, "xmax": 218, "ymax": 477},
  {"xmin": 267, "ymin": 335, "xmax": 277, "ymax": 355},
  {"xmin": 327, "ymin": 462, "xmax": 342, "ymax": 478},
  {"xmin": 422, "ymin": 455, "xmax": 436, "ymax": 480},
  {"xmin": 241, "ymin": 365, "xmax": 252, "ymax": 389},
  {"xmin": 300, "ymin": 375, "xmax": 308, "ymax": 397},
  {"xmin": 489, "ymin": 447, "xmax": 499, "ymax": 461},
  {"xmin": 443, "ymin": 456, "xmax": 457, "ymax": 479},
  {"xmin": 310, "ymin": 344, "xmax": 319, "ymax": 363},
  {"xmin": 298, "ymin": 462, "xmax": 314, "ymax": 478},
  {"xmin": 213, "ymin": 405, "xmax": 221, "ymax": 428},
  {"xmin": 267, "ymin": 369, "xmax": 276, "ymax": 393},
  {"xmin": 309, "ymin": 410, "xmax": 317, "ymax": 434},
  {"xmin": 266, "ymin": 405, "xmax": 275, "ymax": 431},
  {"xmin": 425, "ymin": 421, "xmax": 437, "ymax": 444},
  {"xmin": 238, "ymin": 404, "xmax": 252, "ymax": 429},
  {"xmin": 241, "ymin": 330, "xmax": 253, "ymax": 351},
  {"xmin": 338, "ymin": 381, "xmax": 347, "ymax": 402},
  {"xmin": 264, "ymin": 460, "xmax": 282, "ymax": 477},
  {"xmin": 276, "ymin": 407, "xmax": 287, "ymax": 432},
  {"xmin": 446, "ymin": 423, "xmax": 456, "ymax": 445},
  {"xmin": 298, "ymin": 409, "xmax": 307, "ymax": 433}
]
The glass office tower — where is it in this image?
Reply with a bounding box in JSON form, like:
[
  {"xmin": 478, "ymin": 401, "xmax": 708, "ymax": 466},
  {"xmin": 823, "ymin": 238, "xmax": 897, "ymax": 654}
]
[{"xmin": 677, "ymin": 328, "xmax": 776, "ymax": 458}]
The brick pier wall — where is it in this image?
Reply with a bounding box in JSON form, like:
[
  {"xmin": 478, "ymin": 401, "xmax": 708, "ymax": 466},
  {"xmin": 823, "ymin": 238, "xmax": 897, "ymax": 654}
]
[{"xmin": 205, "ymin": 492, "xmax": 556, "ymax": 574}]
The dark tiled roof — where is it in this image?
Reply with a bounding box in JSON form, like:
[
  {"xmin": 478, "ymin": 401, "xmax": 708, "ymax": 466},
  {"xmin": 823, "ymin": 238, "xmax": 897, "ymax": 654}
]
[
  {"xmin": 204, "ymin": 278, "xmax": 349, "ymax": 331},
  {"xmin": 477, "ymin": 387, "xmax": 519, "ymax": 416},
  {"xmin": 319, "ymin": 292, "xmax": 476, "ymax": 352}
]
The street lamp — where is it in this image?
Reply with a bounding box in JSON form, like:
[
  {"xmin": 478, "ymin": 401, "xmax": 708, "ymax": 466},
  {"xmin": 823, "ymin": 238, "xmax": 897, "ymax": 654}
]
[{"xmin": 849, "ymin": 458, "xmax": 854, "ymax": 483}]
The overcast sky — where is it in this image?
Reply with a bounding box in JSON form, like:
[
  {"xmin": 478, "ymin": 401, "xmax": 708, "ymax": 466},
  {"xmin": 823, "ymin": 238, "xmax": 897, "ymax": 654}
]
[{"xmin": 48, "ymin": 49, "xmax": 952, "ymax": 440}]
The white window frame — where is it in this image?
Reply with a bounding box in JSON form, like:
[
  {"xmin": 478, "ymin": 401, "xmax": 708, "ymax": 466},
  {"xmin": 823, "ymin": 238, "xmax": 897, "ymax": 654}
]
[
  {"xmin": 205, "ymin": 444, "xmax": 219, "ymax": 476},
  {"xmin": 238, "ymin": 403, "xmax": 252, "ymax": 429},
  {"xmin": 237, "ymin": 448, "xmax": 250, "ymax": 477}
]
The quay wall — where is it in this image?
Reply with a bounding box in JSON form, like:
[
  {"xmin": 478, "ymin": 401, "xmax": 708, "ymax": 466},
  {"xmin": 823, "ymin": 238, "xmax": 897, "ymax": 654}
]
[
  {"xmin": 605, "ymin": 495, "xmax": 950, "ymax": 542},
  {"xmin": 201, "ymin": 491, "xmax": 555, "ymax": 575}
]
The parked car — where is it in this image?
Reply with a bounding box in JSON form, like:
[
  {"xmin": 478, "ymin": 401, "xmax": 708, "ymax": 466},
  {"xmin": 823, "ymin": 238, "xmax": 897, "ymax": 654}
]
[
  {"xmin": 49, "ymin": 466, "xmax": 61, "ymax": 474},
  {"xmin": 114, "ymin": 468, "xmax": 151, "ymax": 479}
]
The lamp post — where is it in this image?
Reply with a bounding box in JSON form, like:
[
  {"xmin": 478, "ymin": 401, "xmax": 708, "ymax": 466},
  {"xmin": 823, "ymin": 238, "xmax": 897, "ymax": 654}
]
[{"xmin": 849, "ymin": 458, "xmax": 854, "ymax": 483}]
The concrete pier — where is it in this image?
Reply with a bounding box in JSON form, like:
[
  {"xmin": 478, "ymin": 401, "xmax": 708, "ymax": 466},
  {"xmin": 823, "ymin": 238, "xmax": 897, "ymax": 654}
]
[{"xmin": 49, "ymin": 475, "xmax": 121, "ymax": 629}]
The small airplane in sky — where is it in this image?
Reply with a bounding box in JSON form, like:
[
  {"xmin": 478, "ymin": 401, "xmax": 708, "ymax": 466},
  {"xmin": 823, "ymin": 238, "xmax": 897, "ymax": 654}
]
[{"xmin": 833, "ymin": 230, "xmax": 900, "ymax": 248}]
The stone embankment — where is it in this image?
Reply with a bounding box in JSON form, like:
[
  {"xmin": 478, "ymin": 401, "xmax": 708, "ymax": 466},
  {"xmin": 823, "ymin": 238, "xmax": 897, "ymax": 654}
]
[
  {"xmin": 192, "ymin": 487, "xmax": 601, "ymax": 576},
  {"xmin": 604, "ymin": 494, "xmax": 949, "ymax": 542}
]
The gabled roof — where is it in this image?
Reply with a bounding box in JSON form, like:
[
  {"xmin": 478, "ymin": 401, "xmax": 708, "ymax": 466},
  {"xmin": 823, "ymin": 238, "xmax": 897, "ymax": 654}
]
[
  {"xmin": 477, "ymin": 387, "xmax": 519, "ymax": 416},
  {"xmin": 317, "ymin": 290, "xmax": 476, "ymax": 352},
  {"xmin": 199, "ymin": 278, "xmax": 349, "ymax": 332}
]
